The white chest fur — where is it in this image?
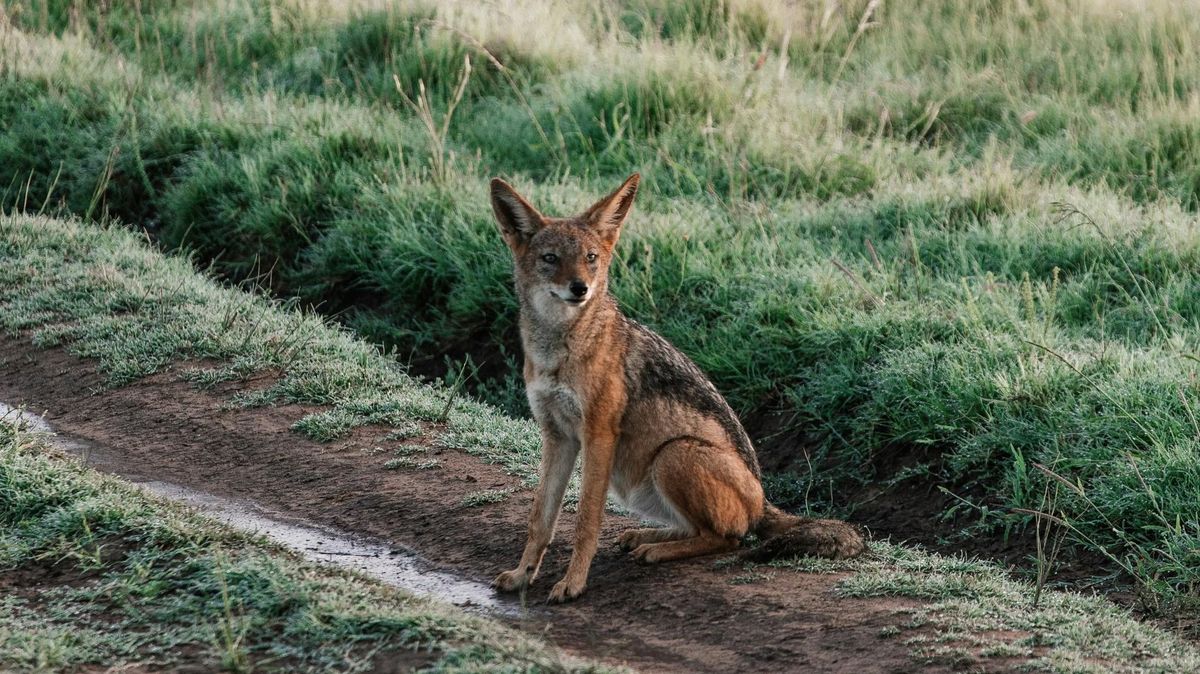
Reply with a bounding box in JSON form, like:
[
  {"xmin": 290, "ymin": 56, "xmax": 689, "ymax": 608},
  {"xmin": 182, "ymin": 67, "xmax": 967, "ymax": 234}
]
[{"xmin": 526, "ymin": 373, "xmax": 583, "ymax": 440}]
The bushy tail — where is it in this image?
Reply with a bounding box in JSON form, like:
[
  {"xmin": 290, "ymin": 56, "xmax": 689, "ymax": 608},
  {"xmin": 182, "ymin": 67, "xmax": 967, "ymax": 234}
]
[{"xmin": 741, "ymin": 504, "xmax": 867, "ymax": 563}]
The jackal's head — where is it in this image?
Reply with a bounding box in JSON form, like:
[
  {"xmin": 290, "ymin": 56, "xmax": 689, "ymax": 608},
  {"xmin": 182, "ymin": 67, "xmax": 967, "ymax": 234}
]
[{"xmin": 490, "ymin": 173, "xmax": 639, "ymax": 320}]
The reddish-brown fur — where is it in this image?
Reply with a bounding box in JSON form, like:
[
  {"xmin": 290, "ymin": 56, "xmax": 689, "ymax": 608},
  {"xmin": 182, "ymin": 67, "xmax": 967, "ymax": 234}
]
[{"xmin": 489, "ymin": 174, "xmax": 865, "ymax": 603}]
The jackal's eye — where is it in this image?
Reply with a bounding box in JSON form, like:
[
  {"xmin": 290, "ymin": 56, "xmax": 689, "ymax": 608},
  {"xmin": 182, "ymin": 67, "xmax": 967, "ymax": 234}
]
[
  {"xmin": 541, "ymin": 253, "xmax": 558, "ymax": 264},
  {"xmin": 586, "ymin": 252, "xmax": 598, "ymax": 263}
]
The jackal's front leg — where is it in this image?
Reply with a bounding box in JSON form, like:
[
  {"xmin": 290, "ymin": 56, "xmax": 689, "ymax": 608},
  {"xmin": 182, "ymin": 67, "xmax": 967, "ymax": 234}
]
[
  {"xmin": 493, "ymin": 428, "xmax": 578, "ymax": 593},
  {"xmin": 547, "ymin": 421, "xmax": 618, "ymax": 603}
]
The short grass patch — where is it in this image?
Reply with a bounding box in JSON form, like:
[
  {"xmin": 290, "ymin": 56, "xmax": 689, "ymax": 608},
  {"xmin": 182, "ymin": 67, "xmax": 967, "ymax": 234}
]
[
  {"xmin": 461, "ymin": 489, "xmax": 512, "ymax": 508},
  {"xmin": 385, "ymin": 456, "xmax": 442, "ymax": 471},
  {"xmin": 769, "ymin": 542, "xmax": 1200, "ymax": 674}
]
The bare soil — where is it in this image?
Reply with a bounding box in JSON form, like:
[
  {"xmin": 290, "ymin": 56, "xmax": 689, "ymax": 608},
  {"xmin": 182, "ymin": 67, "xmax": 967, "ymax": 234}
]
[{"xmin": 0, "ymin": 336, "xmax": 971, "ymax": 673}]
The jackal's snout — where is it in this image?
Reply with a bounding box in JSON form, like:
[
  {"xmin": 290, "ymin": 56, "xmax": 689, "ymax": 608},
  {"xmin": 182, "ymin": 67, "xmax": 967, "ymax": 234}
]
[{"xmin": 554, "ymin": 277, "xmax": 591, "ymax": 306}]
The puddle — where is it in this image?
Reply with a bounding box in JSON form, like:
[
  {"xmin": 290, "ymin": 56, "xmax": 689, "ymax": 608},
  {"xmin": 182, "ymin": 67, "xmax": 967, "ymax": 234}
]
[
  {"xmin": 1, "ymin": 402, "xmax": 522, "ymax": 617},
  {"xmin": 136, "ymin": 480, "xmax": 519, "ymax": 615},
  {"xmin": 1, "ymin": 401, "xmax": 53, "ymax": 433}
]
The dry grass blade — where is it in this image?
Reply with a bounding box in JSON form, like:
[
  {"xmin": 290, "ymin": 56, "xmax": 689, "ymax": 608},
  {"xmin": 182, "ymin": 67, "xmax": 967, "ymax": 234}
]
[
  {"xmin": 831, "ymin": 0, "xmax": 881, "ymax": 86},
  {"xmin": 393, "ymin": 53, "xmax": 472, "ymax": 185},
  {"xmin": 1031, "ymin": 462, "xmax": 1085, "ymax": 497},
  {"xmin": 831, "ymin": 256, "xmax": 884, "ymax": 308}
]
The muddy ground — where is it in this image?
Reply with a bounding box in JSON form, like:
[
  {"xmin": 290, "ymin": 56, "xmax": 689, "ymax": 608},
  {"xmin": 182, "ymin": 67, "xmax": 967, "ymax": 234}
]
[{"xmin": 0, "ymin": 336, "xmax": 968, "ymax": 673}]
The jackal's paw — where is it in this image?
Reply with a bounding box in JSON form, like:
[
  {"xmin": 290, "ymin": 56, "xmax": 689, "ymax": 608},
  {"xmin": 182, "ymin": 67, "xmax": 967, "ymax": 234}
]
[
  {"xmin": 618, "ymin": 528, "xmax": 651, "ymax": 550},
  {"xmin": 630, "ymin": 543, "xmax": 664, "ymax": 564},
  {"xmin": 492, "ymin": 568, "xmax": 530, "ymax": 593},
  {"xmin": 547, "ymin": 577, "xmax": 586, "ymax": 603}
]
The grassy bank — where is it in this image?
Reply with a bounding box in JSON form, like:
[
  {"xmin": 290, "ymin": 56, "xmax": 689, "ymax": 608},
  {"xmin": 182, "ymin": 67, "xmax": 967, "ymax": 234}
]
[
  {"xmin": 2, "ymin": 211, "xmax": 1198, "ymax": 672},
  {"xmin": 769, "ymin": 545, "xmax": 1200, "ymax": 673},
  {"xmin": 1, "ymin": 0, "xmax": 1199, "ymax": 614},
  {"xmin": 0, "ymin": 421, "xmax": 606, "ymax": 673}
]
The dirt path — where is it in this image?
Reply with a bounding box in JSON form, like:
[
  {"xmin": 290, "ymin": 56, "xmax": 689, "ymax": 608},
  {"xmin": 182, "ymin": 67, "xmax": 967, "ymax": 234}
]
[{"xmin": 0, "ymin": 336, "xmax": 946, "ymax": 673}]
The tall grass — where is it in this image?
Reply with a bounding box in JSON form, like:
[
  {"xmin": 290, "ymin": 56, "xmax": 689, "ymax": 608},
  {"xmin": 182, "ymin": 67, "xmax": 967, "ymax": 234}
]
[{"xmin": 2, "ymin": 0, "xmax": 1199, "ymax": 612}]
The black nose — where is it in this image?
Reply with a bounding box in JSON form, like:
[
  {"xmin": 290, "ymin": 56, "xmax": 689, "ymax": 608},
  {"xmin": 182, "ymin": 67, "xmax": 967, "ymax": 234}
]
[{"xmin": 569, "ymin": 280, "xmax": 588, "ymax": 297}]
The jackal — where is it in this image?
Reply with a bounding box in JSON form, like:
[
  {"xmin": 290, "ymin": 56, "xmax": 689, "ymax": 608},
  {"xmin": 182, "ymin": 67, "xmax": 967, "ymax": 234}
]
[{"xmin": 489, "ymin": 174, "xmax": 865, "ymax": 602}]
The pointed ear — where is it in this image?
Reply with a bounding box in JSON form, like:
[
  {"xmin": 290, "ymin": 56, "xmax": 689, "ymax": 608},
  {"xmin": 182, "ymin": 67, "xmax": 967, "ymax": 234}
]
[
  {"xmin": 583, "ymin": 173, "xmax": 640, "ymax": 247},
  {"xmin": 491, "ymin": 178, "xmax": 545, "ymax": 250}
]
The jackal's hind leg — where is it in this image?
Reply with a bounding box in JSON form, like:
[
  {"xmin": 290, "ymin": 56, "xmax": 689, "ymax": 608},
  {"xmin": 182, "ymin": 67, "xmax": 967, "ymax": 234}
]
[
  {"xmin": 618, "ymin": 527, "xmax": 689, "ymax": 550},
  {"xmin": 625, "ymin": 438, "xmax": 762, "ymax": 564},
  {"xmin": 630, "ymin": 533, "xmax": 739, "ymax": 563}
]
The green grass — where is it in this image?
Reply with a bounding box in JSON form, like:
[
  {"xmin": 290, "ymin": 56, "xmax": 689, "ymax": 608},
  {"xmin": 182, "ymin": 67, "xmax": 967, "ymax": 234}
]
[
  {"xmin": 0, "ymin": 418, "xmax": 609, "ymax": 673},
  {"xmin": 1, "ymin": 0, "xmax": 1199, "ymax": 617},
  {"xmin": 386, "ymin": 456, "xmax": 442, "ymax": 471},
  {"xmin": 768, "ymin": 543, "xmax": 1200, "ymax": 674},
  {"xmin": 462, "ymin": 489, "xmax": 512, "ymax": 508}
]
